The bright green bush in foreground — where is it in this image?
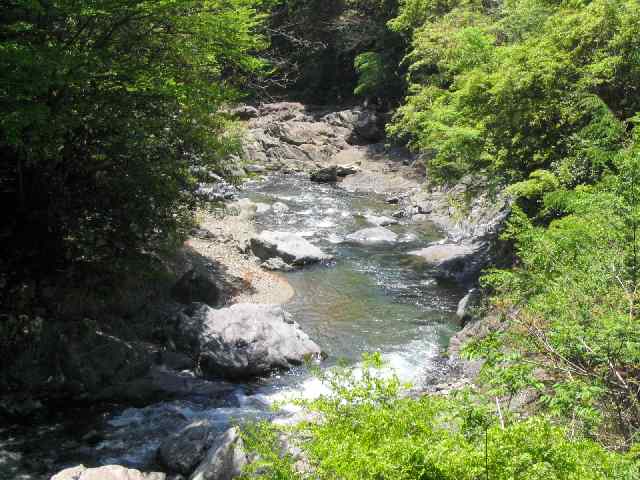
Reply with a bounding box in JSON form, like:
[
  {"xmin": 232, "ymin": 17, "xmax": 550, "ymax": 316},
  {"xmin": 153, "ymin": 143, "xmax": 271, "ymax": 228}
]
[{"xmin": 242, "ymin": 360, "xmax": 639, "ymax": 479}]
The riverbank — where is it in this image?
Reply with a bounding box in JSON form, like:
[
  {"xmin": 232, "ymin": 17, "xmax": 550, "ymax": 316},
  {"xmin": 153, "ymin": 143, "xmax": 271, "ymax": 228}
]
[{"xmin": 187, "ymin": 204, "xmax": 295, "ymax": 306}]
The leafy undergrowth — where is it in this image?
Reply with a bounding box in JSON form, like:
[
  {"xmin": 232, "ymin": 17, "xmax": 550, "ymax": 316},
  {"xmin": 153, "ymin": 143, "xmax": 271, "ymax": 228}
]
[{"xmin": 241, "ymin": 357, "xmax": 639, "ymax": 480}]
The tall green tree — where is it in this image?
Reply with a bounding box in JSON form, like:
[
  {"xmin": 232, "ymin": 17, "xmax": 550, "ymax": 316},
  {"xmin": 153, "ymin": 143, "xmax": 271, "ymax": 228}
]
[{"xmin": 0, "ymin": 0, "xmax": 267, "ymax": 278}]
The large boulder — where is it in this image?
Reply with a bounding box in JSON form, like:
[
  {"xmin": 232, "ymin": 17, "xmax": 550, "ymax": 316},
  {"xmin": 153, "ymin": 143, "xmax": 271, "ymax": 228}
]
[
  {"xmin": 51, "ymin": 465, "xmax": 165, "ymax": 480},
  {"xmin": 158, "ymin": 421, "xmax": 217, "ymax": 476},
  {"xmin": 250, "ymin": 231, "xmax": 332, "ymax": 266},
  {"xmin": 409, "ymin": 243, "xmax": 482, "ymax": 283},
  {"xmin": 345, "ymin": 227, "xmax": 398, "ymax": 245},
  {"xmin": 176, "ymin": 303, "xmax": 322, "ymax": 379},
  {"xmin": 190, "ymin": 427, "xmax": 248, "ymax": 480}
]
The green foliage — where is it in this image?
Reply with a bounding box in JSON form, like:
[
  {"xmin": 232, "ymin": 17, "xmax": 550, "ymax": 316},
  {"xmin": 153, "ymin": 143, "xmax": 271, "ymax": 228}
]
[
  {"xmin": 1, "ymin": 0, "xmax": 267, "ymax": 275},
  {"xmin": 242, "ymin": 363, "xmax": 639, "ymax": 479},
  {"xmin": 389, "ymin": 0, "xmax": 638, "ymax": 184},
  {"xmin": 481, "ymin": 141, "xmax": 640, "ymax": 443}
]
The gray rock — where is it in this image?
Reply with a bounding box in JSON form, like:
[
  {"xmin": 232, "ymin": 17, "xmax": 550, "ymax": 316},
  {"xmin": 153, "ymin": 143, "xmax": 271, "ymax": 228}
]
[
  {"xmin": 415, "ymin": 201, "xmax": 433, "ymax": 214},
  {"xmin": 411, "ymin": 213, "xmax": 430, "ymax": 223},
  {"xmin": 448, "ymin": 314, "xmax": 504, "ymax": 359},
  {"xmin": 385, "ymin": 195, "xmax": 400, "ymax": 204},
  {"xmin": 171, "ymin": 268, "xmax": 221, "ymax": 307},
  {"xmin": 190, "ymin": 427, "xmax": 248, "ymax": 480},
  {"xmin": 244, "ymin": 164, "xmax": 266, "ymax": 174},
  {"xmin": 261, "ymin": 257, "xmax": 294, "ymax": 271},
  {"xmin": 310, "ymin": 166, "xmax": 338, "ymax": 183},
  {"xmin": 231, "ymin": 106, "xmax": 259, "ymax": 120},
  {"xmin": 350, "ymin": 111, "xmax": 383, "ymax": 143},
  {"xmin": 158, "ymin": 421, "xmax": 217, "ymax": 475},
  {"xmin": 409, "ymin": 244, "xmax": 481, "ymax": 283},
  {"xmin": 335, "ymin": 164, "xmax": 360, "ymax": 176},
  {"xmin": 51, "ymin": 465, "xmax": 165, "ymax": 480},
  {"xmin": 178, "ymin": 303, "xmax": 322, "ymax": 379},
  {"xmin": 250, "ymin": 231, "xmax": 332, "ymax": 266},
  {"xmin": 241, "ymin": 104, "xmax": 378, "ymax": 172},
  {"xmin": 456, "ymin": 288, "xmax": 481, "ymax": 324},
  {"xmin": 363, "ymin": 214, "xmax": 398, "ymax": 227},
  {"xmin": 345, "ymin": 227, "xmax": 398, "ymax": 245}
]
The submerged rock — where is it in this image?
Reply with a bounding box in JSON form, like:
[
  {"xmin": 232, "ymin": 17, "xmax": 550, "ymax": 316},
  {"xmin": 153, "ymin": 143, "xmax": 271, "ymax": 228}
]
[
  {"xmin": 176, "ymin": 303, "xmax": 322, "ymax": 379},
  {"xmin": 345, "ymin": 226, "xmax": 398, "ymax": 245},
  {"xmin": 158, "ymin": 421, "xmax": 217, "ymax": 476},
  {"xmin": 271, "ymin": 201, "xmax": 289, "ymax": 213},
  {"xmin": 51, "ymin": 465, "xmax": 165, "ymax": 480},
  {"xmin": 363, "ymin": 214, "xmax": 398, "ymax": 227},
  {"xmin": 250, "ymin": 231, "xmax": 332, "ymax": 266},
  {"xmin": 190, "ymin": 427, "xmax": 248, "ymax": 480}
]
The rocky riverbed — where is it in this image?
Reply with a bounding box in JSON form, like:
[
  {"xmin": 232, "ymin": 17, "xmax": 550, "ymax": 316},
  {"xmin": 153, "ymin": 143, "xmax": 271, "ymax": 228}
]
[{"xmin": 3, "ymin": 103, "xmax": 511, "ymax": 480}]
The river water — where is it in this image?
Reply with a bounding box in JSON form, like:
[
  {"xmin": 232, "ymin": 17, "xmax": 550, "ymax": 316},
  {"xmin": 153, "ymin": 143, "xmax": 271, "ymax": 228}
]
[{"xmin": 3, "ymin": 174, "xmax": 464, "ymax": 479}]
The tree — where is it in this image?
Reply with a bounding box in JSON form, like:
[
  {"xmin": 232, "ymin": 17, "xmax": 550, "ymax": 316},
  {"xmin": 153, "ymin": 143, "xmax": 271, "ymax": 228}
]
[{"xmin": 0, "ymin": 0, "xmax": 267, "ymax": 281}]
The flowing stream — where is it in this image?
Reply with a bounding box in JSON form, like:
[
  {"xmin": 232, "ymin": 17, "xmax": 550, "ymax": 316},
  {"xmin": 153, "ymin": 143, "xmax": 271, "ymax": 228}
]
[{"xmin": 3, "ymin": 174, "xmax": 464, "ymax": 478}]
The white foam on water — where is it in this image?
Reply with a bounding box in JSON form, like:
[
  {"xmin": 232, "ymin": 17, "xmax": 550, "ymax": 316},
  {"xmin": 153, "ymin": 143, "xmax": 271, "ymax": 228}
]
[
  {"xmin": 327, "ymin": 233, "xmax": 343, "ymax": 244},
  {"xmin": 311, "ymin": 218, "xmax": 336, "ymax": 228}
]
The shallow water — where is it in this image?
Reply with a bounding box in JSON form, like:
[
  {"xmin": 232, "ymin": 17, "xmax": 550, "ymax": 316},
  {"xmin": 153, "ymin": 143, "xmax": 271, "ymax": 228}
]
[{"xmin": 4, "ymin": 174, "xmax": 465, "ymax": 478}]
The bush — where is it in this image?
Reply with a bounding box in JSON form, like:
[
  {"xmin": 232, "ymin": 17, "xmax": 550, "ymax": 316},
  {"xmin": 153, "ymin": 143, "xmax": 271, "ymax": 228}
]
[{"xmin": 241, "ymin": 361, "xmax": 639, "ymax": 479}]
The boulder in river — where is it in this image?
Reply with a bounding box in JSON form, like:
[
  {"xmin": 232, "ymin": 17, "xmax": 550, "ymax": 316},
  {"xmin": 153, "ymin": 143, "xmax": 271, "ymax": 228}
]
[
  {"xmin": 51, "ymin": 464, "xmax": 166, "ymax": 480},
  {"xmin": 409, "ymin": 243, "xmax": 481, "ymax": 283},
  {"xmin": 158, "ymin": 421, "xmax": 217, "ymax": 476},
  {"xmin": 176, "ymin": 303, "xmax": 322, "ymax": 379},
  {"xmin": 363, "ymin": 214, "xmax": 398, "ymax": 227},
  {"xmin": 250, "ymin": 231, "xmax": 332, "ymax": 266},
  {"xmin": 190, "ymin": 427, "xmax": 248, "ymax": 480},
  {"xmin": 310, "ymin": 166, "xmax": 338, "ymax": 183},
  {"xmin": 261, "ymin": 257, "xmax": 294, "ymax": 271},
  {"xmin": 345, "ymin": 226, "xmax": 398, "ymax": 245}
]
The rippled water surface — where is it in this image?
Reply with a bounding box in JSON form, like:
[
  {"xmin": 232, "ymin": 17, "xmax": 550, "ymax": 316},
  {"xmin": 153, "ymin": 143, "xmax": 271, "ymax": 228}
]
[{"xmin": 5, "ymin": 175, "xmax": 465, "ymax": 478}]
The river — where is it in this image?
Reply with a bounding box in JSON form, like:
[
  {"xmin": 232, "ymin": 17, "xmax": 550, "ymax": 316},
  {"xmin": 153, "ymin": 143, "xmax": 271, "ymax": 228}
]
[{"xmin": 2, "ymin": 174, "xmax": 464, "ymax": 479}]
